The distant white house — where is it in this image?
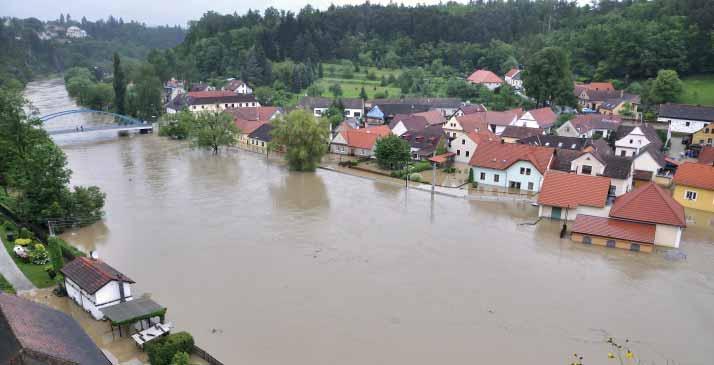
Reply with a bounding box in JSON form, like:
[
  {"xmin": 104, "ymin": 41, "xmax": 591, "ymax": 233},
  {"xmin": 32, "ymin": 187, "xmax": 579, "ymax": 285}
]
[
  {"xmin": 657, "ymin": 103, "xmax": 714, "ymax": 134},
  {"xmin": 66, "ymin": 26, "xmax": 88, "ymax": 39},
  {"xmin": 61, "ymin": 257, "xmax": 135, "ymax": 320},
  {"xmin": 504, "ymin": 68, "xmax": 523, "ymax": 90},
  {"xmin": 224, "ymin": 79, "xmax": 253, "ymax": 95}
]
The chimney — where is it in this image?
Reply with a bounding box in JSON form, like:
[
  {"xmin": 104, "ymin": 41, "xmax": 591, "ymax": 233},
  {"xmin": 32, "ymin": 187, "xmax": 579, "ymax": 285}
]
[{"xmin": 117, "ymin": 274, "xmax": 127, "ymax": 303}]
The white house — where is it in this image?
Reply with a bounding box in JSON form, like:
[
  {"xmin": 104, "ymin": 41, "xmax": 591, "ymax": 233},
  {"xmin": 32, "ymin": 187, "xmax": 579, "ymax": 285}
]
[
  {"xmin": 60, "ymin": 257, "xmax": 135, "ymax": 320},
  {"xmin": 224, "ymin": 79, "xmax": 253, "ymax": 94},
  {"xmin": 614, "ymin": 125, "xmax": 657, "ymax": 158},
  {"xmin": 466, "ymin": 69, "xmax": 504, "ymax": 91},
  {"xmin": 614, "ymin": 125, "xmax": 665, "ymax": 180},
  {"xmin": 330, "ymin": 126, "xmax": 391, "ymax": 157},
  {"xmin": 65, "ymin": 26, "xmax": 88, "ymax": 38},
  {"xmin": 185, "ymin": 91, "xmax": 259, "ymax": 113},
  {"xmin": 568, "ymin": 151, "xmax": 633, "ymax": 197},
  {"xmin": 657, "ymin": 103, "xmax": 714, "ymax": 134},
  {"xmin": 537, "ymin": 170, "xmax": 612, "ymax": 220},
  {"xmin": 513, "ymin": 107, "xmax": 557, "ymax": 130},
  {"xmin": 556, "ymin": 114, "xmax": 621, "ymax": 139},
  {"xmin": 504, "ymin": 68, "xmax": 523, "ymax": 90},
  {"xmin": 448, "ymin": 130, "xmax": 496, "ymax": 164},
  {"xmin": 469, "ymin": 142, "xmax": 555, "ymax": 192}
]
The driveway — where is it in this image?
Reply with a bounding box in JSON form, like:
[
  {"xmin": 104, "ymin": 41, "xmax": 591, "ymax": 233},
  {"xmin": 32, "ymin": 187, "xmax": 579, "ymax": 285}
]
[{"xmin": 0, "ymin": 235, "xmax": 35, "ymax": 291}]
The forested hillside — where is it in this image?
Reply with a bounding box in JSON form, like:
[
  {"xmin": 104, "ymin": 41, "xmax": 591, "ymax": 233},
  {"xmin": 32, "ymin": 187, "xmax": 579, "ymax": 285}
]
[
  {"xmin": 0, "ymin": 15, "xmax": 185, "ymax": 87},
  {"xmin": 155, "ymin": 0, "xmax": 712, "ymax": 88}
]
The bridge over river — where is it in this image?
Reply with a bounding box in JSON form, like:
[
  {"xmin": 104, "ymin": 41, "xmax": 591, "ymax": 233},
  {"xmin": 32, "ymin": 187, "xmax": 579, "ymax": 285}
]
[{"xmin": 39, "ymin": 108, "xmax": 154, "ymax": 136}]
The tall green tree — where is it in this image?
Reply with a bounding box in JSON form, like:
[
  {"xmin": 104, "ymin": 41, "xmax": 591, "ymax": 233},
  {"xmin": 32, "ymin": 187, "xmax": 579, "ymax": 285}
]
[
  {"xmin": 189, "ymin": 111, "xmax": 239, "ymax": 154},
  {"xmin": 329, "ymin": 83, "xmax": 343, "ymax": 99},
  {"xmin": 649, "ymin": 69, "xmax": 683, "ymax": 104},
  {"xmin": 270, "ymin": 110, "xmax": 330, "ymax": 171},
  {"xmin": 523, "ymin": 47, "xmax": 575, "ymax": 107},
  {"xmin": 374, "ymin": 134, "xmax": 411, "ymax": 170},
  {"xmin": 112, "ymin": 53, "xmax": 127, "ymax": 115},
  {"xmin": 126, "ymin": 64, "xmax": 162, "ymax": 121},
  {"xmin": 359, "ymin": 86, "xmax": 368, "ymax": 100}
]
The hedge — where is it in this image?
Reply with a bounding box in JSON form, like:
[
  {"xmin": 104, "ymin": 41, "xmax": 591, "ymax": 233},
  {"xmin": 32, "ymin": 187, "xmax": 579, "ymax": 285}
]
[{"xmin": 146, "ymin": 331, "xmax": 195, "ymax": 365}]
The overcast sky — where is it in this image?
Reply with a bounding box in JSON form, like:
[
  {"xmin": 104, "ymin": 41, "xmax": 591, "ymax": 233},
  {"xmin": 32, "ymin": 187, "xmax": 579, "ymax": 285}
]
[{"xmin": 2, "ymin": 0, "xmax": 594, "ymax": 27}]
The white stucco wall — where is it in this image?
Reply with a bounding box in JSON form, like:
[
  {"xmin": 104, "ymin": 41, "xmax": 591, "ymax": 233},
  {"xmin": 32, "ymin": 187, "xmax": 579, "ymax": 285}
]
[
  {"xmin": 473, "ymin": 161, "xmax": 544, "ymax": 192},
  {"xmin": 633, "ymin": 152, "xmax": 662, "ymax": 177},
  {"xmin": 344, "ymin": 108, "xmax": 363, "ymax": 118},
  {"xmin": 539, "ymin": 205, "xmax": 610, "ymax": 221},
  {"xmin": 659, "ymin": 117, "xmax": 709, "ymax": 134},
  {"xmin": 392, "ymin": 121, "xmax": 408, "ymax": 136},
  {"xmin": 654, "ymin": 224, "xmax": 682, "ymax": 248},
  {"xmin": 190, "ymin": 101, "xmax": 258, "ymax": 113},
  {"xmin": 571, "ymin": 153, "xmax": 605, "ymax": 175},
  {"xmin": 449, "ymin": 134, "xmax": 478, "ymax": 164}
]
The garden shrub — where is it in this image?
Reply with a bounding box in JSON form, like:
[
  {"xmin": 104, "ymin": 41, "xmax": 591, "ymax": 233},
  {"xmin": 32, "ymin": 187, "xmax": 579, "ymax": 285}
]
[
  {"xmin": 14, "ymin": 238, "xmax": 31, "ymax": 246},
  {"xmin": 409, "ymin": 173, "xmax": 423, "ymax": 182},
  {"xmin": 30, "ymin": 244, "xmax": 50, "ymax": 265},
  {"xmin": 170, "ymin": 352, "xmax": 190, "ymax": 365},
  {"xmin": 3, "ymin": 221, "xmax": 17, "ymax": 232},
  {"xmin": 18, "ymin": 227, "xmax": 32, "ymax": 239},
  {"xmin": 146, "ymin": 332, "xmax": 195, "ymax": 365},
  {"xmin": 443, "ymin": 167, "xmax": 456, "ymax": 174}
]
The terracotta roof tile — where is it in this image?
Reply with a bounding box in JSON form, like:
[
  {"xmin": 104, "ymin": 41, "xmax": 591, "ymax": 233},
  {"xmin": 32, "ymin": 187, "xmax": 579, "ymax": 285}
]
[
  {"xmin": 538, "ymin": 171, "xmax": 611, "ymax": 208},
  {"xmin": 673, "ymin": 162, "xmax": 714, "ymax": 190},
  {"xmin": 469, "ymin": 142, "xmax": 554, "ymax": 173},
  {"xmin": 525, "ymin": 107, "xmax": 557, "ymax": 128},
  {"xmin": 501, "ymin": 125, "xmax": 544, "ymax": 140},
  {"xmin": 60, "ymin": 257, "xmax": 133, "ymax": 294},
  {"xmin": 572, "ymin": 215, "xmax": 655, "ymax": 244},
  {"xmin": 568, "ymin": 114, "xmax": 622, "ymax": 134},
  {"xmin": 467, "ymin": 69, "xmax": 504, "ymax": 84},
  {"xmin": 342, "ymin": 126, "xmax": 391, "ymax": 150},
  {"xmin": 609, "ymin": 182, "xmax": 686, "ymax": 226},
  {"xmin": 466, "ymin": 130, "xmax": 497, "ymax": 145},
  {"xmin": 505, "ymin": 68, "xmax": 520, "ymax": 78}
]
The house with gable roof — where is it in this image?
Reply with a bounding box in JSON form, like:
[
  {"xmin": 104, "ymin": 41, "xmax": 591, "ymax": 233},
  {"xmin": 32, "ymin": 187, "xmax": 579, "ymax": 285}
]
[
  {"xmin": 61, "ymin": 257, "xmax": 135, "ymax": 320},
  {"xmin": 389, "ymin": 114, "xmax": 429, "ymax": 136},
  {"xmin": 466, "ymin": 69, "xmax": 504, "ymax": 91},
  {"xmin": 537, "ymin": 170, "xmax": 611, "ymax": 220},
  {"xmin": 330, "ymin": 125, "xmax": 391, "ymax": 157},
  {"xmin": 672, "ymin": 162, "xmax": 714, "ymax": 212},
  {"xmin": 614, "ymin": 124, "xmax": 666, "ymax": 181},
  {"xmin": 657, "ymin": 103, "xmax": 714, "ymax": 135},
  {"xmin": 469, "ymin": 142, "xmax": 555, "ymax": 192},
  {"xmin": 556, "ymin": 114, "xmax": 622, "ymax": 139},
  {"xmin": 571, "ymin": 182, "xmax": 686, "ymax": 251},
  {"xmin": 513, "ymin": 107, "xmax": 557, "ymax": 130},
  {"xmin": 504, "ymin": 68, "xmax": 522, "ymax": 90},
  {"xmin": 223, "ymin": 78, "xmax": 253, "ymax": 94}
]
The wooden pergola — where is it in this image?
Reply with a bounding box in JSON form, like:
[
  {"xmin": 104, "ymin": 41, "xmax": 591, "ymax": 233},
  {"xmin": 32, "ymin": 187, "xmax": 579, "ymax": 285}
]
[{"xmin": 100, "ymin": 297, "xmax": 167, "ymax": 338}]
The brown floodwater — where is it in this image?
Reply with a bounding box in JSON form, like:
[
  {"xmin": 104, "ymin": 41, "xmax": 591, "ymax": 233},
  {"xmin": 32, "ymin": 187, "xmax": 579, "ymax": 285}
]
[{"xmin": 25, "ymin": 79, "xmax": 714, "ymax": 364}]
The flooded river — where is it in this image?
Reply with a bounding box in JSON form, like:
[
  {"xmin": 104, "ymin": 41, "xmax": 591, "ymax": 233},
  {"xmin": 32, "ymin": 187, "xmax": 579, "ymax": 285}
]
[{"xmin": 25, "ymin": 79, "xmax": 714, "ymax": 364}]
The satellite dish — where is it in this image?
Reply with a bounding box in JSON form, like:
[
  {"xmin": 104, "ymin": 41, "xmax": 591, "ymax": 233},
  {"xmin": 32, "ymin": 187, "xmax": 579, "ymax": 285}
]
[{"xmin": 90, "ymin": 251, "xmax": 99, "ymax": 259}]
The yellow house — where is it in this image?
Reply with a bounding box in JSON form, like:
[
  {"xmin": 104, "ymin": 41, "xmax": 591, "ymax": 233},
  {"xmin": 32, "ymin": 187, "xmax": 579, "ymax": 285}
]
[
  {"xmin": 672, "ymin": 162, "xmax": 714, "ymax": 212},
  {"xmin": 692, "ymin": 124, "xmax": 714, "ymax": 147}
]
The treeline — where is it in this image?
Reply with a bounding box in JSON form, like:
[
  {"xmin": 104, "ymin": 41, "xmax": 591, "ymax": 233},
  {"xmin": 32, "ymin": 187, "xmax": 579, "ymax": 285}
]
[
  {"xmin": 152, "ymin": 0, "xmax": 712, "ymax": 88},
  {"xmin": 0, "ymin": 15, "xmax": 185, "ymax": 87},
  {"xmin": 0, "ymin": 86, "xmax": 105, "ymax": 226}
]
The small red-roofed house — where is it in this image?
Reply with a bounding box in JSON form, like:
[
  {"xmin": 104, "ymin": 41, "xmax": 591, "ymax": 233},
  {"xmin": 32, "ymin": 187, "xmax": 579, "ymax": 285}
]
[
  {"xmin": 538, "ymin": 171, "xmax": 611, "ymax": 220},
  {"xmin": 61, "ymin": 257, "xmax": 135, "ymax": 320},
  {"xmin": 466, "ymin": 69, "xmax": 504, "ymax": 91}
]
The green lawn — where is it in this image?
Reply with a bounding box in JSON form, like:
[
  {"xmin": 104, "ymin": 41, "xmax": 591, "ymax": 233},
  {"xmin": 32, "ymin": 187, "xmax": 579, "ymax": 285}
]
[
  {"xmin": 0, "ymin": 273, "xmax": 15, "ymax": 294},
  {"xmin": 314, "ymin": 62, "xmax": 403, "ymax": 99},
  {"xmin": 678, "ymin": 75, "xmax": 714, "ymax": 106},
  {"xmin": 0, "ymin": 226, "xmax": 55, "ymax": 288}
]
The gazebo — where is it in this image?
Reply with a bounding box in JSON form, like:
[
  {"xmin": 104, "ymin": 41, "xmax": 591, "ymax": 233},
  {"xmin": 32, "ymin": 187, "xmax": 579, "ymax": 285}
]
[{"xmin": 100, "ymin": 297, "xmax": 167, "ymax": 338}]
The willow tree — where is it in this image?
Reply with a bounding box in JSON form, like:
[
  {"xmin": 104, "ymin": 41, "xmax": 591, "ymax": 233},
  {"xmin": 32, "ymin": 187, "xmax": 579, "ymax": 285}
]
[{"xmin": 269, "ymin": 110, "xmax": 329, "ymax": 171}]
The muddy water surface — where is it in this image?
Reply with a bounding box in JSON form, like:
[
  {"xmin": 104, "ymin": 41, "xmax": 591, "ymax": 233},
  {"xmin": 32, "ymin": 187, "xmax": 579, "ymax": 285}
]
[{"xmin": 26, "ymin": 79, "xmax": 714, "ymax": 365}]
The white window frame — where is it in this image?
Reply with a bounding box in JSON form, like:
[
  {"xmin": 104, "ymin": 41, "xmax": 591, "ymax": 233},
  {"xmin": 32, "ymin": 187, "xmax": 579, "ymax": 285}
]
[{"xmin": 684, "ymin": 190, "xmax": 698, "ymax": 201}]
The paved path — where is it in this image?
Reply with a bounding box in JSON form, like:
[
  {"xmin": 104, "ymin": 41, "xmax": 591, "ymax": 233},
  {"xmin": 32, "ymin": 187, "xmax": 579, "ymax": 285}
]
[{"xmin": 0, "ymin": 235, "xmax": 35, "ymax": 291}]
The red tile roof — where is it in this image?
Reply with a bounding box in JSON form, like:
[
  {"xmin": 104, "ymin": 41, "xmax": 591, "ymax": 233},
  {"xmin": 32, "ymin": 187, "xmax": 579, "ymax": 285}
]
[
  {"xmin": 572, "ymin": 215, "xmax": 656, "ymax": 244},
  {"xmin": 538, "ymin": 171, "xmax": 611, "ymax": 208},
  {"xmin": 234, "ymin": 120, "xmax": 266, "ymax": 135},
  {"xmin": 525, "ymin": 107, "xmax": 558, "ymax": 128},
  {"xmin": 505, "ymin": 68, "xmax": 520, "ymax": 78},
  {"xmin": 568, "ymin": 114, "xmax": 622, "ymax": 134},
  {"xmin": 413, "ymin": 109, "xmax": 447, "ymax": 125},
  {"xmin": 673, "ymin": 162, "xmax": 714, "ymax": 190},
  {"xmin": 342, "ymin": 126, "xmax": 391, "ymax": 150},
  {"xmin": 469, "ymin": 142, "xmax": 554, "ymax": 173},
  {"xmin": 60, "ymin": 257, "xmax": 134, "ymax": 294},
  {"xmin": 428, "ymin": 152, "xmax": 455, "ymax": 164},
  {"xmin": 227, "ymin": 107, "xmax": 280, "ymax": 134},
  {"xmin": 697, "ymin": 146, "xmax": 714, "ymax": 165},
  {"xmin": 577, "ymin": 82, "xmax": 615, "ymax": 91},
  {"xmin": 188, "ymin": 90, "xmax": 236, "ymax": 98},
  {"xmin": 467, "ymin": 69, "xmax": 504, "ymax": 85},
  {"xmin": 465, "ymin": 130, "xmax": 497, "ymax": 145},
  {"xmin": 609, "ymin": 182, "xmax": 686, "ymax": 227},
  {"xmin": 455, "ymin": 113, "xmax": 490, "ymax": 132}
]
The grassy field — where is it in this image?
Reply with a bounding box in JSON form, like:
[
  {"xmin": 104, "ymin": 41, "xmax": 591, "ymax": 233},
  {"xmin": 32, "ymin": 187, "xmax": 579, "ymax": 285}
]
[
  {"xmin": 312, "ymin": 62, "xmax": 403, "ymax": 99},
  {"xmin": 0, "ymin": 273, "xmax": 15, "ymax": 293},
  {"xmin": 0, "ymin": 226, "xmax": 55, "ymax": 288},
  {"xmin": 678, "ymin": 75, "xmax": 714, "ymax": 106}
]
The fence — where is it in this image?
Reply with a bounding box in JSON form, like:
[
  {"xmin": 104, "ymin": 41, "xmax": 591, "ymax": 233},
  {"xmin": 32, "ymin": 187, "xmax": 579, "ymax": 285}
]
[{"xmin": 192, "ymin": 345, "xmax": 225, "ymax": 365}]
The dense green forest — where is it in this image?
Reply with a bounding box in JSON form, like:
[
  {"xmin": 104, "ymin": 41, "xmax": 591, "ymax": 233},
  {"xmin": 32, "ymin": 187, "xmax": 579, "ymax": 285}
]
[
  {"xmin": 0, "ymin": 15, "xmax": 185, "ymax": 87},
  {"xmin": 152, "ymin": 0, "xmax": 712, "ymax": 88}
]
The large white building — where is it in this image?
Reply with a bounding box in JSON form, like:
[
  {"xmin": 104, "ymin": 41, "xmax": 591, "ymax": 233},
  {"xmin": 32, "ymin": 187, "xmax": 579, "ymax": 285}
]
[
  {"xmin": 469, "ymin": 142, "xmax": 555, "ymax": 192},
  {"xmin": 657, "ymin": 103, "xmax": 714, "ymax": 134},
  {"xmin": 61, "ymin": 257, "xmax": 135, "ymax": 320},
  {"xmin": 65, "ymin": 26, "xmax": 88, "ymax": 38}
]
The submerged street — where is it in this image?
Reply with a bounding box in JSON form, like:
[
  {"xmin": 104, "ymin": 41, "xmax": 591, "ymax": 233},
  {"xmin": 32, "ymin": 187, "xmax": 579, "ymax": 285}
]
[{"xmin": 26, "ymin": 79, "xmax": 714, "ymax": 364}]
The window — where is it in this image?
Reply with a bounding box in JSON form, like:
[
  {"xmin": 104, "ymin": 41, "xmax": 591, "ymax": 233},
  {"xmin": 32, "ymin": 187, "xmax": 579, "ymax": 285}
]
[
  {"xmin": 462, "ymin": 139, "xmax": 465, "ymax": 145},
  {"xmin": 581, "ymin": 165, "xmax": 593, "ymax": 175},
  {"xmin": 355, "ymin": 112, "xmax": 361, "ymax": 117},
  {"xmin": 705, "ymin": 128, "xmax": 710, "ymax": 133},
  {"xmin": 630, "ymin": 244, "xmax": 640, "ymax": 252},
  {"xmin": 456, "ymin": 150, "xmax": 461, "ymax": 156},
  {"xmin": 480, "ymin": 172, "xmax": 486, "ymax": 181},
  {"xmin": 708, "ymin": 138, "xmax": 713, "ymax": 145},
  {"xmin": 520, "ymin": 167, "xmax": 525, "ymax": 174},
  {"xmin": 685, "ymin": 121, "xmax": 690, "ymax": 127},
  {"xmin": 494, "ymin": 174, "xmax": 500, "ymax": 182},
  {"xmin": 525, "ymin": 168, "xmax": 531, "ymax": 175},
  {"xmin": 620, "ymin": 150, "xmax": 626, "ymax": 157},
  {"xmin": 608, "ymin": 185, "xmax": 616, "ymax": 196},
  {"xmin": 527, "ymin": 182, "xmax": 534, "ymax": 190},
  {"xmin": 629, "ymin": 139, "xmax": 633, "ymax": 144},
  {"xmin": 583, "ymin": 236, "xmax": 592, "ymax": 244},
  {"xmin": 465, "ymin": 151, "xmax": 470, "ymax": 157},
  {"xmin": 685, "ymin": 190, "xmax": 698, "ymax": 201},
  {"xmin": 606, "ymin": 240, "xmax": 616, "ymax": 248}
]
